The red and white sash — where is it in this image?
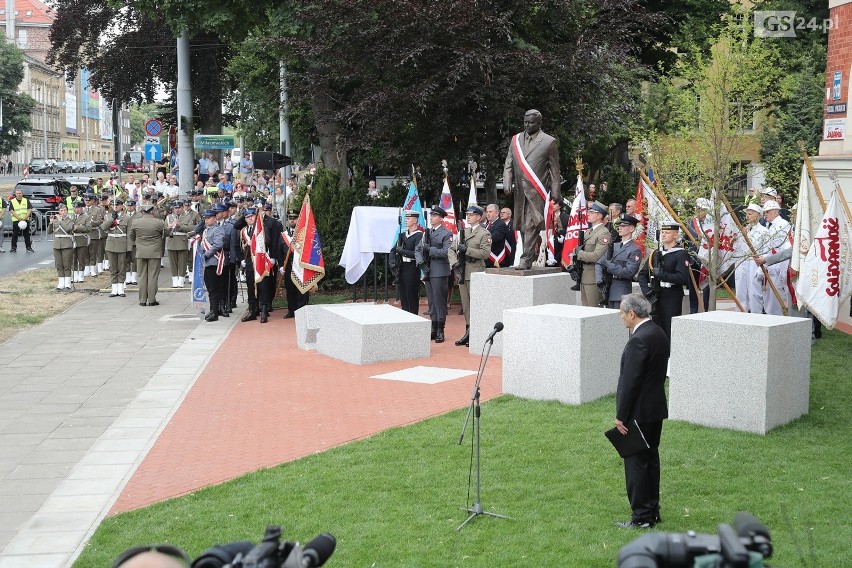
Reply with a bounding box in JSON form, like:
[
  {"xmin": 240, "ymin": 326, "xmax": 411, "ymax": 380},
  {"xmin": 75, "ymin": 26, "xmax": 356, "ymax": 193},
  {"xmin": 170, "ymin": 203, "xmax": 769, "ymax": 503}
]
[
  {"xmin": 512, "ymin": 134, "xmax": 553, "ymax": 256},
  {"xmin": 202, "ymin": 229, "xmax": 224, "ymax": 276}
]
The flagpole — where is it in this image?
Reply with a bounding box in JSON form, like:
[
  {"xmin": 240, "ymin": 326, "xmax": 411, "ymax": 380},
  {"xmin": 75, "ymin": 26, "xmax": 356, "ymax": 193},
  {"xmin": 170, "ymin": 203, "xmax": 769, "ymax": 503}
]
[
  {"xmin": 828, "ymin": 175, "xmax": 852, "ymax": 227},
  {"xmin": 799, "ymin": 142, "xmax": 827, "ymax": 210},
  {"xmin": 636, "ymin": 167, "xmax": 745, "ymax": 312},
  {"xmin": 720, "ymin": 192, "xmax": 789, "ymax": 316}
]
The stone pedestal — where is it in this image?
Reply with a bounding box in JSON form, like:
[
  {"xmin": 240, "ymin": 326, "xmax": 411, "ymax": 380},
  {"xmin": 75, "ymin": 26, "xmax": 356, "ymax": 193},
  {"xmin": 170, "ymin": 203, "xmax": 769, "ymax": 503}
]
[
  {"xmin": 502, "ymin": 304, "xmax": 627, "ymax": 404},
  {"xmin": 669, "ymin": 311, "xmax": 812, "ymax": 434},
  {"xmin": 296, "ymin": 303, "xmax": 430, "ymax": 364},
  {"xmin": 469, "ymin": 271, "xmax": 577, "ymax": 355}
]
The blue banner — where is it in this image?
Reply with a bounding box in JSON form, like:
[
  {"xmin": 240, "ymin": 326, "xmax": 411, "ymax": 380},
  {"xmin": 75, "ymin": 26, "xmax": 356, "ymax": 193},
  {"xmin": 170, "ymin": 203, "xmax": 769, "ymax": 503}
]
[{"xmin": 192, "ymin": 241, "xmax": 207, "ymax": 311}]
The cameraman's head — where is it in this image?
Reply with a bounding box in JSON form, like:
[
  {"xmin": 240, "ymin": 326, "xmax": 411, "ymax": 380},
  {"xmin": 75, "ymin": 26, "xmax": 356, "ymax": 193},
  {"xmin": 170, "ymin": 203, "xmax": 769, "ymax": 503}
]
[{"xmin": 112, "ymin": 545, "xmax": 189, "ymax": 568}]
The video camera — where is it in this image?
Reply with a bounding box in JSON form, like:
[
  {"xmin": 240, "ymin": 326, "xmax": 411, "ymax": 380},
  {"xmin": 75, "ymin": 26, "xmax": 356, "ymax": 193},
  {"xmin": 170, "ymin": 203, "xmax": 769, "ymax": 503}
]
[
  {"xmin": 617, "ymin": 512, "xmax": 772, "ymax": 568},
  {"xmin": 192, "ymin": 525, "xmax": 336, "ymax": 568}
]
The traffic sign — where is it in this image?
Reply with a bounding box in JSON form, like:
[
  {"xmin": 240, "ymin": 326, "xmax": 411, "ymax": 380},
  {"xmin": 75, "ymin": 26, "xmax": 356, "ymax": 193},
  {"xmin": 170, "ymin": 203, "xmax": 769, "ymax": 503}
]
[
  {"xmin": 145, "ymin": 143, "xmax": 162, "ymax": 162},
  {"xmin": 194, "ymin": 135, "xmax": 235, "ymax": 150},
  {"xmin": 145, "ymin": 119, "xmax": 163, "ymax": 137},
  {"xmin": 144, "ymin": 136, "xmax": 160, "ymax": 145},
  {"xmin": 168, "ymin": 125, "xmax": 176, "ymax": 150}
]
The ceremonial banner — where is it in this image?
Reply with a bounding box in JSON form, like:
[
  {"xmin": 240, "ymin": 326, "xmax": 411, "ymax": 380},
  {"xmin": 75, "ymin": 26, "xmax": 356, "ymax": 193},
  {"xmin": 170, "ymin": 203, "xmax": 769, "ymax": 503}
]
[
  {"xmin": 795, "ymin": 191, "xmax": 852, "ymax": 328},
  {"xmin": 634, "ymin": 174, "xmax": 667, "ymax": 255},
  {"xmin": 390, "ymin": 181, "xmax": 425, "ymax": 247},
  {"xmin": 292, "ymin": 195, "xmax": 326, "ymax": 294},
  {"xmin": 438, "ymin": 178, "xmax": 457, "ymax": 234},
  {"xmin": 251, "ymin": 213, "xmax": 273, "ymax": 285},
  {"xmin": 791, "ymin": 163, "xmax": 824, "ymax": 274},
  {"xmin": 697, "ymin": 198, "xmax": 740, "ymax": 278},
  {"xmin": 560, "ymin": 175, "xmax": 587, "ymax": 268},
  {"xmin": 191, "ymin": 238, "xmax": 207, "ymax": 310},
  {"xmin": 467, "ymin": 175, "xmax": 478, "ymax": 208}
]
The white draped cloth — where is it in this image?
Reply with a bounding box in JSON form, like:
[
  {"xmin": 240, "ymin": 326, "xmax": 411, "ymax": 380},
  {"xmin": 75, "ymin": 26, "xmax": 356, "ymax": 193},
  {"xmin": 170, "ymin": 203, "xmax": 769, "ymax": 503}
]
[{"xmin": 339, "ymin": 206, "xmax": 402, "ymax": 284}]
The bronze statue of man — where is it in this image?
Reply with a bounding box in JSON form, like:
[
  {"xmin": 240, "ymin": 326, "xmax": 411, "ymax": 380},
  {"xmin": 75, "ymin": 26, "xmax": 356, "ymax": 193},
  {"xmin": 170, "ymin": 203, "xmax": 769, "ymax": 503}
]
[{"xmin": 502, "ymin": 109, "xmax": 561, "ymax": 270}]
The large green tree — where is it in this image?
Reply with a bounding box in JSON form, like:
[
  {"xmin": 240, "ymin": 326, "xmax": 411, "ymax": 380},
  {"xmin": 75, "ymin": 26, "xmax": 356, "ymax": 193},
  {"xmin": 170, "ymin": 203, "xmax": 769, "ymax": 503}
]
[{"xmin": 0, "ymin": 33, "xmax": 36, "ymax": 158}]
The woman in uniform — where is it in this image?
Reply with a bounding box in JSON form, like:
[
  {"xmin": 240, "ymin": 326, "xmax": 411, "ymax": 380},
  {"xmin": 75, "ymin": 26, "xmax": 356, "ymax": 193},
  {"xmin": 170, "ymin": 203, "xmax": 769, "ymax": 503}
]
[{"xmin": 48, "ymin": 204, "xmax": 75, "ymax": 290}]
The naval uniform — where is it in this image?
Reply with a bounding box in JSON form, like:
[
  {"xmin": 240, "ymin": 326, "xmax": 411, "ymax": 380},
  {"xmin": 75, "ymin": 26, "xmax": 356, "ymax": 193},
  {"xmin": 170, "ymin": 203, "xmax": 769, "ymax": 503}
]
[
  {"xmin": 637, "ymin": 246, "xmax": 690, "ymax": 339},
  {"xmin": 396, "ymin": 229, "xmax": 423, "ymax": 315}
]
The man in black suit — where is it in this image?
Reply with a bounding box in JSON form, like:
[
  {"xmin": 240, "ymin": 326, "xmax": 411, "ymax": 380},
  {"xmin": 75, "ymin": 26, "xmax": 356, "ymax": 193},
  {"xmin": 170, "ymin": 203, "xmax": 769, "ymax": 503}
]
[
  {"xmin": 483, "ymin": 204, "xmax": 512, "ymax": 268},
  {"xmin": 614, "ymin": 293, "xmax": 670, "ymax": 529}
]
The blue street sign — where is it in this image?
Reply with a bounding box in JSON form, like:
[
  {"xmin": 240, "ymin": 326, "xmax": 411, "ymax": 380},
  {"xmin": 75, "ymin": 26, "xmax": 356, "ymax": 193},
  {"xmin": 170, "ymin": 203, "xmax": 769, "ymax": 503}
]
[{"xmin": 145, "ymin": 143, "xmax": 162, "ymax": 162}]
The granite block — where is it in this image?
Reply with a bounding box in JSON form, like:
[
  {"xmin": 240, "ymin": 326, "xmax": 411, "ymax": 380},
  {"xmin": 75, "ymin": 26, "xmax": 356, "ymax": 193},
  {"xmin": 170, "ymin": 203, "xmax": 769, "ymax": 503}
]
[
  {"xmin": 669, "ymin": 311, "xmax": 811, "ymax": 434},
  {"xmin": 314, "ymin": 304, "xmax": 431, "ymax": 365},
  {"xmin": 469, "ymin": 272, "xmax": 577, "ymax": 355},
  {"xmin": 502, "ymin": 304, "xmax": 627, "ymax": 404}
]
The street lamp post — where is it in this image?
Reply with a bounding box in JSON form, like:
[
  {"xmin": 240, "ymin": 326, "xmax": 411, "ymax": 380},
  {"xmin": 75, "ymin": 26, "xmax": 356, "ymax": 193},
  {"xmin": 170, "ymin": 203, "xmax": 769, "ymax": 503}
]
[{"xmin": 37, "ymin": 86, "xmax": 48, "ymax": 159}]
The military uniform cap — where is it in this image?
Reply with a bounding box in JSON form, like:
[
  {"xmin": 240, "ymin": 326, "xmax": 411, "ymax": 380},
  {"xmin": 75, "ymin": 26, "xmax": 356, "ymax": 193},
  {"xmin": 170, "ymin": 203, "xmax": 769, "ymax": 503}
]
[
  {"xmin": 404, "ymin": 209, "xmax": 420, "ymax": 217},
  {"xmin": 620, "ymin": 214, "xmax": 639, "ymax": 227},
  {"xmin": 83, "ymin": 192, "xmax": 95, "ymax": 199},
  {"xmin": 203, "ymin": 209, "xmax": 217, "ymax": 218},
  {"xmin": 73, "ymin": 200, "xmax": 85, "ymax": 207},
  {"xmin": 212, "ymin": 203, "xmax": 226, "ymax": 212},
  {"xmin": 660, "ymin": 221, "xmax": 680, "ymax": 231},
  {"xmin": 589, "ymin": 201, "xmax": 608, "ymax": 216},
  {"xmin": 244, "ymin": 207, "xmax": 257, "ymax": 216},
  {"xmin": 762, "ymin": 200, "xmax": 780, "ymax": 211},
  {"xmin": 230, "ymin": 202, "xmax": 239, "ymax": 209},
  {"xmin": 114, "ymin": 198, "xmax": 124, "ymax": 205},
  {"xmin": 141, "ymin": 204, "xmax": 155, "ymax": 212},
  {"xmin": 466, "ymin": 205, "xmax": 483, "ymax": 215},
  {"xmin": 172, "ymin": 201, "xmax": 183, "ymax": 207},
  {"xmin": 430, "ymin": 206, "xmax": 447, "ymax": 218},
  {"xmin": 126, "ymin": 199, "xmax": 136, "ymax": 206},
  {"xmin": 262, "ymin": 203, "xmax": 272, "ymax": 210},
  {"xmin": 100, "ymin": 193, "xmax": 110, "ymax": 200},
  {"xmin": 287, "ymin": 211, "xmax": 298, "ymax": 219}
]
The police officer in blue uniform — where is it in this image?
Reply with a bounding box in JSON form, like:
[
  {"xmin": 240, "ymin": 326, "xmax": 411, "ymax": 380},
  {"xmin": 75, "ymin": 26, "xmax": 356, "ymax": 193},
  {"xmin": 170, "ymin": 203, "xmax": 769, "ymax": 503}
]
[
  {"xmin": 596, "ymin": 215, "xmax": 642, "ymax": 308},
  {"xmin": 416, "ymin": 206, "xmax": 453, "ymax": 342}
]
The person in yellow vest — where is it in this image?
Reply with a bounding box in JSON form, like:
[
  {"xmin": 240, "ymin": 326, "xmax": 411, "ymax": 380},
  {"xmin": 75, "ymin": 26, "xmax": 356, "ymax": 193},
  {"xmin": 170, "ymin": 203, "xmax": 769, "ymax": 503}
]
[
  {"xmin": 64, "ymin": 186, "xmax": 81, "ymax": 212},
  {"xmin": 48, "ymin": 204, "xmax": 75, "ymax": 290},
  {"xmin": 8, "ymin": 188, "xmax": 35, "ymax": 253}
]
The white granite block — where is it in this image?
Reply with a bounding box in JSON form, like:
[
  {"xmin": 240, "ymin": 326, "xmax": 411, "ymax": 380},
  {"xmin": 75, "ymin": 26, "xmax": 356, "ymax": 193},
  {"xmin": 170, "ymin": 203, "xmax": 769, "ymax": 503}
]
[
  {"xmin": 469, "ymin": 272, "xmax": 577, "ymax": 355},
  {"xmin": 669, "ymin": 311, "xmax": 812, "ymax": 434},
  {"xmin": 295, "ymin": 304, "xmax": 324, "ymax": 351},
  {"xmin": 502, "ymin": 304, "xmax": 627, "ymax": 404},
  {"xmin": 315, "ymin": 304, "xmax": 430, "ymax": 365}
]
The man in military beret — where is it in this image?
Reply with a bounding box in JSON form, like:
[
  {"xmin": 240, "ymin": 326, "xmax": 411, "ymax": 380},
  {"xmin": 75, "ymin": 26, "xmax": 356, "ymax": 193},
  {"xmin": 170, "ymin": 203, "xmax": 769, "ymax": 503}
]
[{"xmin": 448, "ymin": 205, "xmax": 492, "ymax": 346}]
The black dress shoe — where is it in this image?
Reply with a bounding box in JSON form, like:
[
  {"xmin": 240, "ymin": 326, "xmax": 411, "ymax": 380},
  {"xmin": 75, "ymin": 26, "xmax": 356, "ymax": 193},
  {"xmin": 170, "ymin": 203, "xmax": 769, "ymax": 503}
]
[
  {"xmin": 26, "ymin": 248, "xmax": 35, "ymax": 253},
  {"xmin": 139, "ymin": 302, "xmax": 147, "ymax": 306},
  {"xmin": 241, "ymin": 310, "xmax": 258, "ymax": 322},
  {"xmin": 109, "ymin": 293, "xmax": 118, "ymax": 297},
  {"xmin": 283, "ymin": 312, "xmax": 295, "ymax": 319},
  {"xmin": 570, "ymin": 283, "xmax": 580, "ymax": 291},
  {"xmin": 149, "ymin": 301, "xmax": 160, "ymax": 306},
  {"xmin": 9, "ymin": 248, "xmax": 16, "ymax": 253},
  {"xmin": 615, "ymin": 520, "xmax": 654, "ymax": 529},
  {"xmin": 205, "ymin": 312, "xmax": 218, "ymax": 322}
]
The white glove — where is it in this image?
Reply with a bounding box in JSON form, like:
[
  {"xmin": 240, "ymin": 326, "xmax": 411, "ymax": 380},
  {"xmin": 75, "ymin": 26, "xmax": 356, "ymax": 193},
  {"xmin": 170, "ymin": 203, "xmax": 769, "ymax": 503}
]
[
  {"xmin": 557, "ymin": 235, "xmax": 565, "ymax": 243},
  {"xmin": 240, "ymin": 260, "xmax": 246, "ymax": 268},
  {"xmin": 279, "ymin": 267, "xmax": 286, "ymax": 275}
]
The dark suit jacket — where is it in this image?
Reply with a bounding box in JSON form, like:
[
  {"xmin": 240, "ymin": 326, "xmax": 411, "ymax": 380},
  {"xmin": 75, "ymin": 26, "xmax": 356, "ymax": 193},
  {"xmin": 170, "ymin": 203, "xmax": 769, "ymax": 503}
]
[
  {"xmin": 484, "ymin": 218, "xmax": 511, "ymax": 267},
  {"xmin": 616, "ymin": 320, "xmax": 670, "ymax": 424},
  {"xmin": 502, "ymin": 130, "xmax": 561, "ymax": 233}
]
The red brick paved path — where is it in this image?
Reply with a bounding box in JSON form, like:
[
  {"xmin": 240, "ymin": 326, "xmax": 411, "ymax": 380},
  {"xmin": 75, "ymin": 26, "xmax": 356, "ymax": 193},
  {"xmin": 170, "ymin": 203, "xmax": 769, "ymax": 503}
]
[{"xmin": 112, "ymin": 310, "xmax": 502, "ymax": 513}]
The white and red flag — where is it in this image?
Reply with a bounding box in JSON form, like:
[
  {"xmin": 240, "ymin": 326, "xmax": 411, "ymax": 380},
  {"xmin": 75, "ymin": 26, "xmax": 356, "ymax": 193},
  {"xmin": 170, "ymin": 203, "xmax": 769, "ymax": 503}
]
[
  {"xmin": 633, "ymin": 173, "xmax": 666, "ymax": 255},
  {"xmin": 795, "ymin": 191, "xmax": 852, "ymax": 328},
  {"xmin": 438, "ymin": 178, "xmax": 457, "ymax": 234},
  {"xmin": 697, "ymin": 197, "xmax": 740, "ymax": 285},
  {"xmin": 249, "ymin": 212, "xmax": 273, "ymax": 285},
  {"xmin": 791, "ymin": 163, "xmax": 825, "ymax": 274},
  {"xmin": 560, "ymin": 175, "xmax": 587, "ymax": 268}
]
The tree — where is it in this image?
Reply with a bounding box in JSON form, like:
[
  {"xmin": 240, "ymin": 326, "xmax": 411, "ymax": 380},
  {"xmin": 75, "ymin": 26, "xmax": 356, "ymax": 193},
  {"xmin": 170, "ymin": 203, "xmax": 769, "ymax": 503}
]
[
  {"xmin": 638, "ymin": 10, "xmax": 782, "ymax": 310},
  {"xmin": 0, "ymin": 33, "xmax": 36, "ymax": 158}
]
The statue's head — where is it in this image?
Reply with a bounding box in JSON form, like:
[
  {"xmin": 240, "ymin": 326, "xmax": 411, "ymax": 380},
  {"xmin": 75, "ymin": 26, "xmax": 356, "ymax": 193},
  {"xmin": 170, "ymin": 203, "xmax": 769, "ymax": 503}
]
[{"xmin": 523, "ymin": 110, "xmax": 542, "ymax": 135}]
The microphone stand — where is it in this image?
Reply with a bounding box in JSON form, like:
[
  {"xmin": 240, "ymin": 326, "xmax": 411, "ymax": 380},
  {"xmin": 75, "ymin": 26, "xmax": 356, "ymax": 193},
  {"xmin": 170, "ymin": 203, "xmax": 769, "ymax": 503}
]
[{"xmin": 456, "ymin": 330, "xmax": 511, "ymax": 531}]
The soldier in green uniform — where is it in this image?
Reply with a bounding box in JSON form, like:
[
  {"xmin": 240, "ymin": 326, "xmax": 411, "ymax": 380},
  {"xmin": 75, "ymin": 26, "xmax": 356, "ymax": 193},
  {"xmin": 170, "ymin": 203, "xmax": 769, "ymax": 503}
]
[
  {"xmin": 70, "ymin": 200, "xmax": 92, "ymax": 283},
  {"xmin": 130, "ymin": 204, "xmax": 167, "ymax": 306},
  {"xmin": 101, "ymin": 199, "xmax": 130, "ymax": 297},
  {"xmin": 165, "ymin": 201, "xmax": 193, "ymax": 288},
  {"xmin": 124, "ymin": 200, "xmax": 139, "ymax": 285},
  {"xmin": 48, "ymin": 204, "xmax": 75, "ymax": 290},
  {"xmin": 576, "ymin": 201, "xmax": 611, "ymax": 307},
  {"xmin": 448, "ymin": 205, "xmax": 492, "ymax": 346},
  {"xmin": 83, "ymin": 192, "xmax": 106, "ymax": 277}
]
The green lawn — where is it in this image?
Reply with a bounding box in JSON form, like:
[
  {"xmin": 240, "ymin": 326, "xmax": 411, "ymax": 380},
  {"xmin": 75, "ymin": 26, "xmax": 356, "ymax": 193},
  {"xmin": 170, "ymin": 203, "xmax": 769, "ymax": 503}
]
[{"xmin": 75, "ymin": 330, "xmax": 851, "ymax": 567}]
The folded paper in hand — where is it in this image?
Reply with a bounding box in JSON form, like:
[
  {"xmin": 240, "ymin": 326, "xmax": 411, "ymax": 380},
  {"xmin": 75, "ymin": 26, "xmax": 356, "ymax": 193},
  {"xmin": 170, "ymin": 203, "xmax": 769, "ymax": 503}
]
[{"xmin": 605, "ymin": 420, "xmax": 650, "ymax": 458}]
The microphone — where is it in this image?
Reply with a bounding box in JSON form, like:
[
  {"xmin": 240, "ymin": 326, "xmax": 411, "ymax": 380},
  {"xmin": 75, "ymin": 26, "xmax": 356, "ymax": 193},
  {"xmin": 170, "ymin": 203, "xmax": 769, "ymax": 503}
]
[
  {"xmin": 299, "ymin": 533, "xmax": 337, "ymax": 567},
  {"xmin": 485, "ymin": 321, "xmax": 504, "ymax": 343}
]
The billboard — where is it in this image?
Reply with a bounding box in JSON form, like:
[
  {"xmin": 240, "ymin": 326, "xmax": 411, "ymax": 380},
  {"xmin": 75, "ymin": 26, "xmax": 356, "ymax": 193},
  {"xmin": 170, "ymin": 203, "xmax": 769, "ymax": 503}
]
[
  {"xmin": 100, "ymin": 100, "xmax": 113, "ymax": 140},
  {"xmin": 79, "ymin": 69, "xmax": 101, "ymax": 120},
  {"xmin": 65, "ymin": 74, "xmax": 77, "ymax": 134}
]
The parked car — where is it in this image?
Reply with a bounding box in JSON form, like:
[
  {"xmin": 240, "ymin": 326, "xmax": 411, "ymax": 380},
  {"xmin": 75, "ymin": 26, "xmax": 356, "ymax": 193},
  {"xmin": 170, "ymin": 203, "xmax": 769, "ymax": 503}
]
[
  {"xmin": 94, "ymin": 161, "xmax": 108, "ymax": 172},
  {"xmin": 82, "ymin": 160, "xmax": 96, "ymax": 172},
  {"xmin": 10, "ymin": 178, "xmax": 72, "ymax": 230},
  {"xmin": 53, "ymin": 160, "xmax": 73, "ymax": 173},
  {"xmin": 28, "ymin": 158, "xmax": 54, "ymax": 174}
]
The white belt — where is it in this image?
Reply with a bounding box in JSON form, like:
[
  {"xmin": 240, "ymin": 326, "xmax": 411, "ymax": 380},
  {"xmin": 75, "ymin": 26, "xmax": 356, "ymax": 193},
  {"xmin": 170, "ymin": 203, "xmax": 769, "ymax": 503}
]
[
  {"xmin": 172, "ymin": 232, "xmax": 188, "ymax": 236},
  {"xmin": 402, "ymin": 257, "xmax": 414, "ymax": 263},
  {"xmin": 107, "ymin": 234, "xmax": 126, "ymax": 238},
  {"xmin": 660, "ymin": 282, "xmax": 673, "ymax": 288},
  {"xmin": 54, "ymin": 234, "xmax": 73, "ymax": 238}
]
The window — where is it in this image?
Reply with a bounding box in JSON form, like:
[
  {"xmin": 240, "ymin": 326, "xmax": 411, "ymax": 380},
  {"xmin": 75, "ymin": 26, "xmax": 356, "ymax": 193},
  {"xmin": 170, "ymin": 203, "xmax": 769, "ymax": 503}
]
[{"xmin": 17, "ymin": 29, "xmax": 27, "ymax": 49}]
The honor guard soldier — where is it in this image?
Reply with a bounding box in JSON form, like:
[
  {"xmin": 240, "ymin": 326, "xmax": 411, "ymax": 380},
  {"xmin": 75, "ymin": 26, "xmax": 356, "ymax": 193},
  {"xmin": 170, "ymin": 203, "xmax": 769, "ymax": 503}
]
[
  {"xmin": 637, "ymin": 222, "xmax": 690, "ymax": 339},
  {"xmin": 201, "ymin": 209, "xmax": 226, "ymax": 322},
  {"xmin": 100, "ymin": 193, "xmax": 113, "ymax": 270},
  {"xmin": 48, "ymin": 204, "xmax": 75, "ymax": 290},
  {"xmin": 124, "ymin": 200, "xmax": 139, "ymax": 285},
  {"xmin": 596, "ymin": 215, "xmax": 642, "ymax": 308},
  {"xmin": 416, "ymin": 206, "xmax": 453, "ymax": 342},
  {"xmin": 448, "ymin": 205, "xmax": 492, "ymax": 346},
  {"xmin": 575, "ymin": 201, "xmax": 611, "ymax": 306},
  {"xmin": 166, "ymin": 201, "xmax": 192, "ymax": 288},
  {"xmin": 101, "ymin": 199, "xmax": 129, "ymax": 297},
  {"xmin": 130, "ymin": 203, "xmax": 167, "ymax": 306},
  {"xmin": 282, "ymin": 210, "xmax": 310, "ymax": 318},
  {"xmin": 760, "ymin": 200, "xmax": 792, "ymax": 316},
  {"xmin": 235, "ymin": 207, "xmax": 261, "ymax": 322},
  {"xmin": 394, "ymin": 210, "xmax": 424, "ymax": 315},
  {"xmin": 83, "ymin": 192, "xmax": 106, "ymax": 277},
  {"xmin": 70, "ymin": 200, "xmax": 92, "ymax": 282}
]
